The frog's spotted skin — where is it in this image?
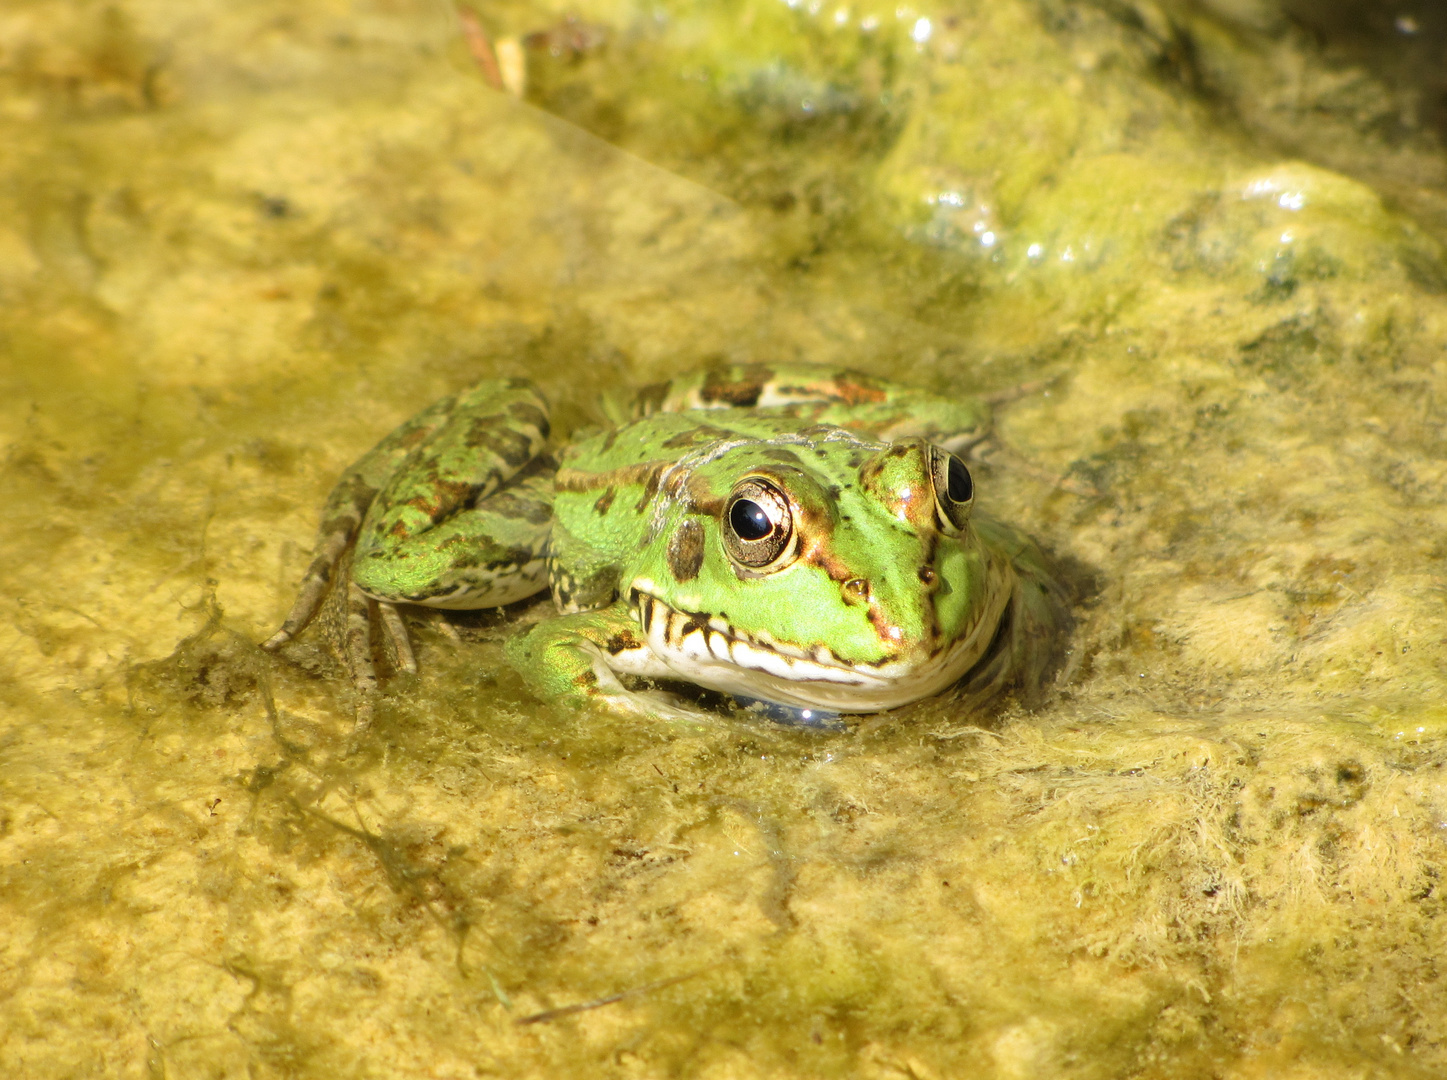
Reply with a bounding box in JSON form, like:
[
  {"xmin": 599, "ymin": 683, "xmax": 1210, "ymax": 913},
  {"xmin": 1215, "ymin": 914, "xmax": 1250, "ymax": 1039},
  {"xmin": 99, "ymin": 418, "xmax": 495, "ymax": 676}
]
[{"xmin": 264, "ymin": 364, "xmax": 1069, "ymax": 721}]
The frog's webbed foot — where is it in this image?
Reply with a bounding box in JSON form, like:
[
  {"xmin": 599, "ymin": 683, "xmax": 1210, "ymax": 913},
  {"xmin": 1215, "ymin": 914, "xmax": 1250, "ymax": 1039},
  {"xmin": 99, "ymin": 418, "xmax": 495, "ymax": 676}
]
[
  {"xmin": 604, "ymin": 682, "xmax": 703, "ymax": 724},
  {"xmin": 262, "ymin": 527, "xmax": 392, "ymax": 729},
  {"xmin": 261, "ymin": 474, "xmax": 379, "ymax": 653},
  {"xmin": 349, "ymin": 591, "xmax": 419, "ymax": 683},
  {"xmin": 545, "ymin": 642, "xmax": 698, "ymax": 722},
  {"xmin": 504, "ymin": 604, "xmax": 705, "ymax": 723},
  {"xmin": 269, "ymin": 547, "xmax": 424, "ymax": 731}
]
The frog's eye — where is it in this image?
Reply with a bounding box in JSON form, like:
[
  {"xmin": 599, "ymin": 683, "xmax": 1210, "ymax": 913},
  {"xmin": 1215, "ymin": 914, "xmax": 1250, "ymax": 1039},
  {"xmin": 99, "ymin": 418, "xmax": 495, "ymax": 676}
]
[
  {"xmin": 723, "ymin": 478, "xmax": 795, "ymax": 571},
  {"xmin": 929, "ymin": 447, "xmax": 973, "ymax": 534}
]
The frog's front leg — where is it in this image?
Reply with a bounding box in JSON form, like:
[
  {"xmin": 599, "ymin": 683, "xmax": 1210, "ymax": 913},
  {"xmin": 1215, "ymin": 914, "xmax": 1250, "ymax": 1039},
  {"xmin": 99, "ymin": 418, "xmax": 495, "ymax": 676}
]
[{"xmin": 505, "ymin": 602, "xmax": 688, "ymax": 718}]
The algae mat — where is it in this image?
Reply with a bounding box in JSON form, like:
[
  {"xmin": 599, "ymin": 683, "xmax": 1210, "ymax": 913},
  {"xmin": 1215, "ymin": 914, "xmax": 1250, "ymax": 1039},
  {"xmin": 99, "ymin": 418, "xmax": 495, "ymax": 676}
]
[{"xmin": 4, "ymin": 1, "xmax": 1447, "ymax": 1076}]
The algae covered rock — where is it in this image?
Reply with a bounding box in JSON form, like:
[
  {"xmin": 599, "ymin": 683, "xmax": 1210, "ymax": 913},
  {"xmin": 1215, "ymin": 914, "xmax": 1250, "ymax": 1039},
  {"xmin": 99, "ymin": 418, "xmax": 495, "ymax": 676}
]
[{"xmin": 3, "ymin": 1, "xmax": 1447, "ymax": 1078}]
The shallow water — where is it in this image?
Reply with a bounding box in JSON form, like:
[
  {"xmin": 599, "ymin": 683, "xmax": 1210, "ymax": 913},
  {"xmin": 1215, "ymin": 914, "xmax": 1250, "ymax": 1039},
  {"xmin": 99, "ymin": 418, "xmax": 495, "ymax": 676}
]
[{"xmin": 4, "ymin": 1, "xmax": 1447, "ymax": 1077}]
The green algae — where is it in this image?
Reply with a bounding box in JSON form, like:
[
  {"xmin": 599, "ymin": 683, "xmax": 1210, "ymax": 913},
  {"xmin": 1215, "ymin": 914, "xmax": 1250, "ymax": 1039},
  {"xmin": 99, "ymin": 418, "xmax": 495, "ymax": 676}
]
[{"xmin": 4, "ymin": 1, "xmax": 1447, "ymax": 1077}]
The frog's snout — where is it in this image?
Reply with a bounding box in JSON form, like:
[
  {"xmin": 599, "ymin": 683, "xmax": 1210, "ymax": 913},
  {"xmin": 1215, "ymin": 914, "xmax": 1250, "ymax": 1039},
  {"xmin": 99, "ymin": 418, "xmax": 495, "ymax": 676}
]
[{"xmin": 844, "ymin": 563, "xmax": 943, "ymax": 604}]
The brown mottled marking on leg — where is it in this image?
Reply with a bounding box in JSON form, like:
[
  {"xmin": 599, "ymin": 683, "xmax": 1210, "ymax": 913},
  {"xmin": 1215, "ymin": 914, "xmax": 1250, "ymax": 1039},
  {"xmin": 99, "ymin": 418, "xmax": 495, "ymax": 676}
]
[
  {"xmin": 460, "ymin": 412, "xmax": 540, "ymax": 467},
  {"xmin": 390, "ymin": 478, "xmax": 478, "ymax": 540},
  {"xmin": 360, "ymin": 384, "xmax": 550, "ymax": 552},
  {"xmin": 378, "ymin": 601, "xmax": 416, "ymax": 674},
  {"xmin": 263, "ymin": 473, "xmax": 378, "ymax": 649},
  {"xmin": 593, "ymin": 487, "xmax": 615, "ymax": 515},
  {"xmin": 505, "ymin": 399, "xmax": 551, "ymax": 439},
  {"xmin": 345, "ymin": 581, "xmax": 378, "ymax": 698}
]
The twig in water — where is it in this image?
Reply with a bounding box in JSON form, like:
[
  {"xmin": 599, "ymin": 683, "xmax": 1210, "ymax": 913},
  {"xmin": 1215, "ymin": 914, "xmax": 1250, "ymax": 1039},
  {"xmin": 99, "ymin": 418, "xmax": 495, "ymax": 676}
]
[
  {"xmin": 515, "ymin": 971, "xmax": 702, "ymax": 1026},
  {"xmin": 458, "ymin": 8, "xmax": 504, "ymax": 90}
]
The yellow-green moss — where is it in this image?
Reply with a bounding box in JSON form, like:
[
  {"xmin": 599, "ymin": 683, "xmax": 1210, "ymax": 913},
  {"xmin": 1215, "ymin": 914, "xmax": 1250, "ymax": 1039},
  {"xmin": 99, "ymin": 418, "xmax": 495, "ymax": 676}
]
[{"xmin": 3, "ymin": 1, "xmax": 1447, "ymax": 1077}]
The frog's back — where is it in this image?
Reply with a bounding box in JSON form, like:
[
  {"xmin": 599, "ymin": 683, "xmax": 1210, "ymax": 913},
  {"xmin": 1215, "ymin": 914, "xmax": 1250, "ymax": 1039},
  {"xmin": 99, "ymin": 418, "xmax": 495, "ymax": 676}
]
[{"xmin": 562, "ymin": 410, "xmax": 819, "ymax": 469}]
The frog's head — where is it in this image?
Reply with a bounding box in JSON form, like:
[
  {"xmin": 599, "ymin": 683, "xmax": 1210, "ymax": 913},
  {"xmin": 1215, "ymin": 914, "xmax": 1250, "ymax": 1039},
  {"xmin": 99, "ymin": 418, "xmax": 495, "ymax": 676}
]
[{"xmin": 628, "ymin": 432, "xmax": 1013, "ymax": 712}]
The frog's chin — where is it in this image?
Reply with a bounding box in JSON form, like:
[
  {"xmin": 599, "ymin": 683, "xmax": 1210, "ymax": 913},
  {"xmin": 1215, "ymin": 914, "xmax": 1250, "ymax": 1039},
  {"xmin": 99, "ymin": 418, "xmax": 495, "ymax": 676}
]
[{"xmin": 622, "ymin": 575, "xmax": 1013, "ymax": 714}]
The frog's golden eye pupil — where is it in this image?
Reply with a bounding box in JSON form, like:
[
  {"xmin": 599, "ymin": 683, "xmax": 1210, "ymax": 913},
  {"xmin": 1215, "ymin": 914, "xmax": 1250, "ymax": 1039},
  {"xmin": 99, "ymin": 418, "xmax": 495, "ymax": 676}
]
[
  {"xmin": 731, "ymin": 499, "xmax": 772, "ymax": 540},
  {"xmin": 947, "ymin": 456, "xmax": 972, "ymax": 503}
]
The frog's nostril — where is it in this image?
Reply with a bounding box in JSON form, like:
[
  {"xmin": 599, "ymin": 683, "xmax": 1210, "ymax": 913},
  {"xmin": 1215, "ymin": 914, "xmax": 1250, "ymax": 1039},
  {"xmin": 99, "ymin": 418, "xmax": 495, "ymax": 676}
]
[
  {"xmin": 842, "ymin": 578, "xmax": 870, "ymax": 605},
  {"xmin": 917, "ymin": 565, "xmax": 937, "ymax": 586}
]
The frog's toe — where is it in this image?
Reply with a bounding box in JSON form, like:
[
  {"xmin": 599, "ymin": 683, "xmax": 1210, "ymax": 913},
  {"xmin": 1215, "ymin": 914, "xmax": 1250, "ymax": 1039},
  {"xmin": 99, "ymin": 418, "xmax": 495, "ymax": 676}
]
[
  {"xmin": 598, "ymin": 686, "xmax": 704, "ymax": 724},
  {"xmin": 344, "ymin": 581, "xmax": 380, "ymax": 696},
  {"xmin": 350, "ymin": 694, "xmax": 375, "ymax": 733},
  {"xmin": 633, "ymin": 685, "xmax": 695, "ymax": 712},
  {"xmin": 377, "ymin": 601, "xmax": 417, "ymax": 675}
]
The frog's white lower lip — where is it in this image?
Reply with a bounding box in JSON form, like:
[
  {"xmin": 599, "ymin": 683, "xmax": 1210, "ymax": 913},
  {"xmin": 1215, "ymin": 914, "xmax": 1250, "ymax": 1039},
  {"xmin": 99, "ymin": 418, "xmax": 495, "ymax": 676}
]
[{"xmin": 625, "ymin": 576, "xmax": 1011, "ymax": 713}]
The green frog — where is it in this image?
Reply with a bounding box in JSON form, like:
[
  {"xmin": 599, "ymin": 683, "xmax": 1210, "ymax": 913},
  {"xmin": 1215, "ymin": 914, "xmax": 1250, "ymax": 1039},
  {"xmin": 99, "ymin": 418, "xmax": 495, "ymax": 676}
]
[{"xmin": 263, "ymin": 364, "xmax": 1069, "ymax": 721}]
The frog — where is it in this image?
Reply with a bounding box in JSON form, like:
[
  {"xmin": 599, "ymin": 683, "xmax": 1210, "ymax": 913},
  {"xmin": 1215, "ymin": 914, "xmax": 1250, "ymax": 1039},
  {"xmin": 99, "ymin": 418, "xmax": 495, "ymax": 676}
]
[{"xmin": 262, "ymin": 363, "xmax": 1069, "ymax": 722}]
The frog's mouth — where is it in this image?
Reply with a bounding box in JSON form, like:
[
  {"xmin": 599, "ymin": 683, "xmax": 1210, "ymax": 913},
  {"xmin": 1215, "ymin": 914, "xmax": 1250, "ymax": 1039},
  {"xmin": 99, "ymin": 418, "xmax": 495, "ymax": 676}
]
[{"xmin": 623, "ymin": 576, "xmax": 1011, "ymax": 713}]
